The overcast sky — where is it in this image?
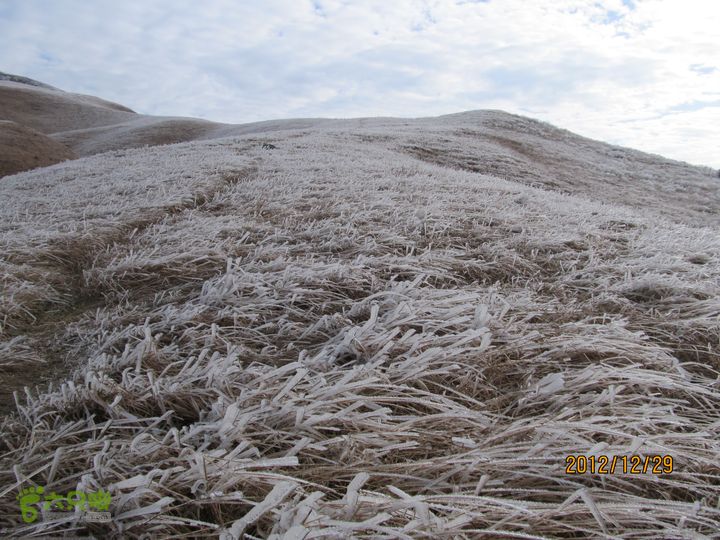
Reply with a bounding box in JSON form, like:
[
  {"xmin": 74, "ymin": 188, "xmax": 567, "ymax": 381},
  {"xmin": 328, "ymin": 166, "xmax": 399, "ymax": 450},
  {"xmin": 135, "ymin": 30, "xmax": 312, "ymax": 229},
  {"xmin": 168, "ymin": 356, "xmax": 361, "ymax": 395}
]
[{"xmin": 1, "ymin": 0, "xmax": 718, "ymax": 167}]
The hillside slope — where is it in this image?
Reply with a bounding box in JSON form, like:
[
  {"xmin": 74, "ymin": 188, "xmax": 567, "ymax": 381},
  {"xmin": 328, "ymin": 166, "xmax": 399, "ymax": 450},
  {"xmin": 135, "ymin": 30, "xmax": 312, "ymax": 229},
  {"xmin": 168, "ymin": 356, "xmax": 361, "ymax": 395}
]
[
  {"xmin": 0, "ymin": 76, "xmax": 228, "ymax": 168},
  {"xmin": 0, "ymin": 80, "xmax": 718, "ymax": 538},
  {"xmin": 2, "ymin": 74, "xmax": 718, "ymax": 227},
  {"xmin": 0, "ymin": 80, "xmax": 135, "ymax": 134},
  {"xmin": 0, "ymin": 120, "xmax": 77, "ymax": 176}
]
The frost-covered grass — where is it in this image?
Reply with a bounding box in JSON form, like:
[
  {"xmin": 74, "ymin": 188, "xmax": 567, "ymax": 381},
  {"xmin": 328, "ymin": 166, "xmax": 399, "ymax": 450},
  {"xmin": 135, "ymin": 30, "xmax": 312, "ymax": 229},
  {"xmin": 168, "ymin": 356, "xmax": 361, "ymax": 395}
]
[{"xmin": 1, "ymin": 115, "xmax": 719, "ymax": 538}]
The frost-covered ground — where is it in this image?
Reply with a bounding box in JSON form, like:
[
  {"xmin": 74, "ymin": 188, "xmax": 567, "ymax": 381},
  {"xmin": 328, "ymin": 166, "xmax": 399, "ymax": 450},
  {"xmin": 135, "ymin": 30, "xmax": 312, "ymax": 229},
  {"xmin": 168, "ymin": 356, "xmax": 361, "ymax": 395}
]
[{"xmin": 1, "ymin": 112, "xmax": 719, "ymax": 538}]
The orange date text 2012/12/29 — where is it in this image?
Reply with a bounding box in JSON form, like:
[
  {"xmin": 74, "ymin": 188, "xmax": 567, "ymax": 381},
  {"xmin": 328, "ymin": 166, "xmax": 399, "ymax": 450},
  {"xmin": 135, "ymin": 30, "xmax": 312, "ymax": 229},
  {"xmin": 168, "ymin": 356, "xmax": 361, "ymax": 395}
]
[{"xmin": 565, "ymin": 454, "xmax": 673, "ymax": 474}]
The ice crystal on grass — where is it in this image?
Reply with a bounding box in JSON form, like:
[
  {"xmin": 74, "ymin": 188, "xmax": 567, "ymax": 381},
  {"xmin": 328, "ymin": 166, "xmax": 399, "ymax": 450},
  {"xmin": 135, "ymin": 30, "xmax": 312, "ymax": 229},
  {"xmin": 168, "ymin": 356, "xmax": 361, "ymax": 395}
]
[{"xmin": 1, "ymin": 114, "xmax": 719, "ymax": 538}]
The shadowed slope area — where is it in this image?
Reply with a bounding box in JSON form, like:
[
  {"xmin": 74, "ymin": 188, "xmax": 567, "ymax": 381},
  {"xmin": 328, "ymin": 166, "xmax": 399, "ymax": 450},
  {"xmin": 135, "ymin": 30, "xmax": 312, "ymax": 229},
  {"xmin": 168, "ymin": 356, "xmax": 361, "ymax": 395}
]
[
  {"xmin": 0, "ymin": 77, "xmax": 228, "ymax": 168},
  {"xmin": 0, "ymin": 120, "xmax": 77, "ymax": 177},
  {"xmin": 0, "ymin": 81, "xmax": 135, "ymax": 134},
  {"xmin": 52, "ymin": 116, "xmax": 228, "ymax": 156}
]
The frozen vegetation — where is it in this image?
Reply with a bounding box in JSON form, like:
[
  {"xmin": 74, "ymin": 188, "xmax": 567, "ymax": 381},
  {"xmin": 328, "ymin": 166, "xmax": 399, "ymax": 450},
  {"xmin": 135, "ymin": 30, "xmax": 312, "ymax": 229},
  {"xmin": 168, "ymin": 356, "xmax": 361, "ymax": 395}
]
[{"xmin": 0, "ymin": 108, "xmax": 719, "ymax": 538}]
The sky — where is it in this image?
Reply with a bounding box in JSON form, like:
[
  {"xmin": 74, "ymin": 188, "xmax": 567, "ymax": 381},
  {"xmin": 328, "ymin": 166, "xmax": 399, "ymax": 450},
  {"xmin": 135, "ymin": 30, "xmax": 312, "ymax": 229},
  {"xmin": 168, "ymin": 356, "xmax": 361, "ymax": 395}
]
[{"xmin": 1, "ymin": 0, "xmax": 718, "ymax": 168}]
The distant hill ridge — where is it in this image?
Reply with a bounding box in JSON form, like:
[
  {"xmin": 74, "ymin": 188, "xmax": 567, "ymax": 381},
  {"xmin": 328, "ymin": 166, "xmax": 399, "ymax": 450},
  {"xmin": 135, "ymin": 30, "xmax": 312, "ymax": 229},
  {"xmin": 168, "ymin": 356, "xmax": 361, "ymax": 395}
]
[
  {"xmin": 0, "ymin": 71, "xmax": 717, "ymax": 227},
  {"xmin": 0, "ymin": 71, "xmax": 57, "ymax": 89}
]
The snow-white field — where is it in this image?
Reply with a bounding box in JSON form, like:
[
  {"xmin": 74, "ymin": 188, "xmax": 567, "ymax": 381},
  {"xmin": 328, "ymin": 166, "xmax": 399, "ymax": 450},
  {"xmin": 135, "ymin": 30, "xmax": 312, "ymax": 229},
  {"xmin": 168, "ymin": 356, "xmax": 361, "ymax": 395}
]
[{"xmin": 1, "ymin": 108, "xmax": 719, "ymax": 538}]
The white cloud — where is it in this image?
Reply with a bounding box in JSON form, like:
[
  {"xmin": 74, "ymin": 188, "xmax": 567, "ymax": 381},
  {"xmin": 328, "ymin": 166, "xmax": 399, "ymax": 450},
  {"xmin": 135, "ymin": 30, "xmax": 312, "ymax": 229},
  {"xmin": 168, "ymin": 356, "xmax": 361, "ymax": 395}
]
[{"xmin": 0, "ymin": 0, "xmax": 718, "ymax": 167}]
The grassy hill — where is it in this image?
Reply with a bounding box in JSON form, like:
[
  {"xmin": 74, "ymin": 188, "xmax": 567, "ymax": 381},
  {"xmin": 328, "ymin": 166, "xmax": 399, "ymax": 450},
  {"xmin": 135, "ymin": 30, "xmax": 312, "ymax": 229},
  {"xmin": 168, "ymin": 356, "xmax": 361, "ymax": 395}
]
[{"xmin": 1, "ymin": 76, "xmax": 718, "ymax": 538}]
